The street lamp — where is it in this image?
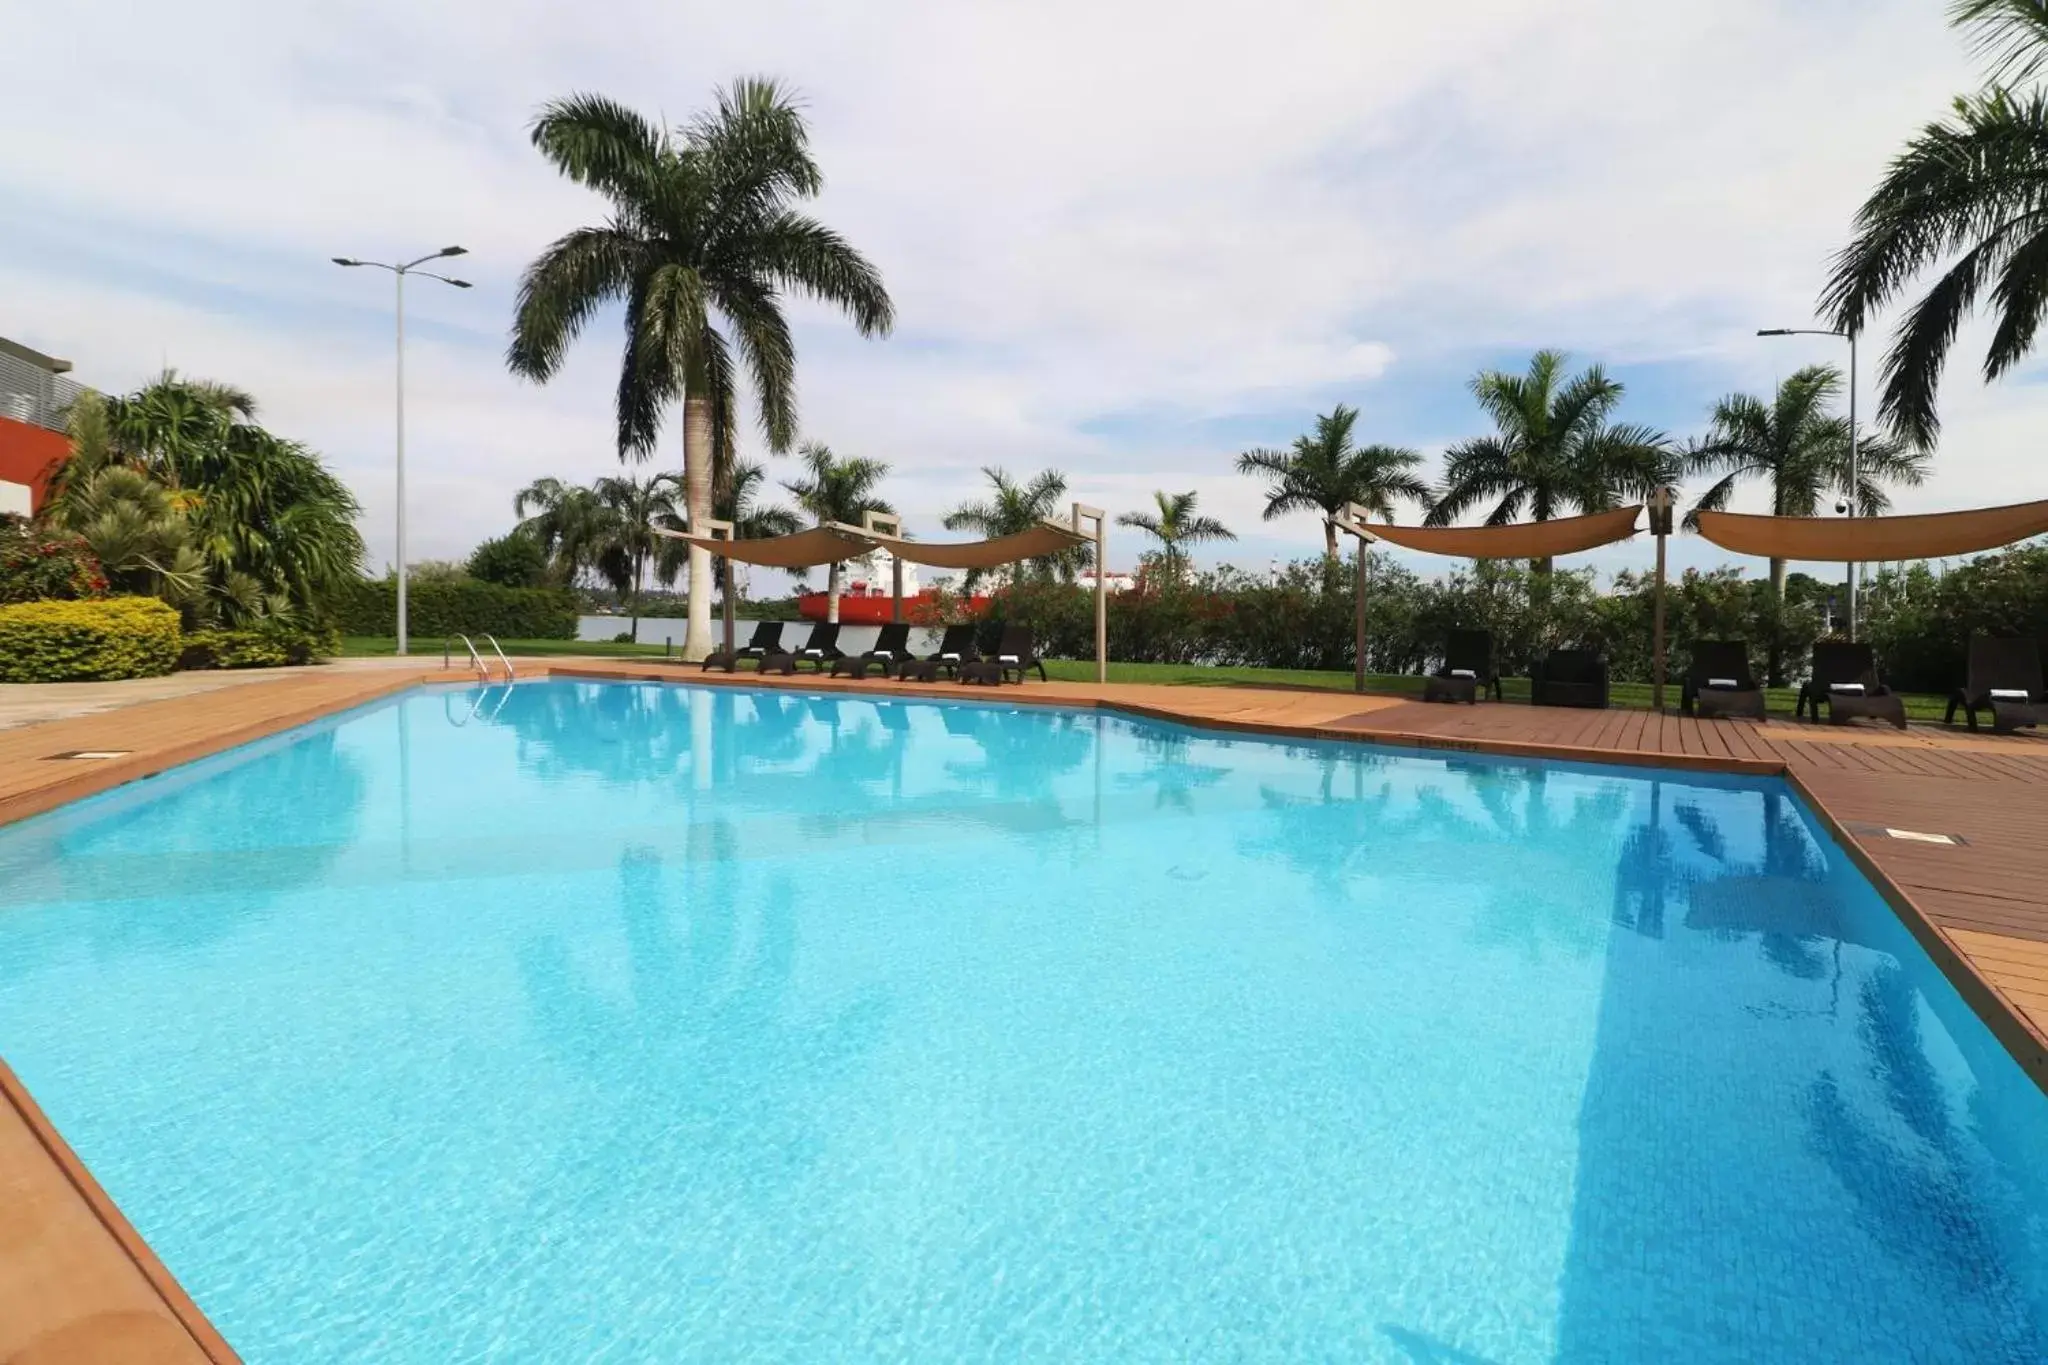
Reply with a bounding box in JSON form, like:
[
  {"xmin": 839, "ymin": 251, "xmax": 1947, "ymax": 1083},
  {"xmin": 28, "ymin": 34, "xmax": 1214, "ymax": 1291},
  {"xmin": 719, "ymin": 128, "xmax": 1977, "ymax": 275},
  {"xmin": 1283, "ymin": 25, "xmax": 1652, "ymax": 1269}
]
[
  {"xmin": 334, "ymin": 247, "xmax": 472, "ymax": 655},
  {"xmin": 1757, "ymin": 324, "xmax": 1859, "ymax": 639}
]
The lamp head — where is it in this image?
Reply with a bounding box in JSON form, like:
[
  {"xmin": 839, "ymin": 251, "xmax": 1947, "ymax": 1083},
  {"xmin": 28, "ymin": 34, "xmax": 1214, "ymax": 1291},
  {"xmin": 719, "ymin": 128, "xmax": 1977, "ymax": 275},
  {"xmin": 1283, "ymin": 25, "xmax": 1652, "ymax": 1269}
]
[
  {"xmin": 438, "ymin": 245, "xmax": 468, "ymax": 258},
  {"xmin": 1756, "ymin": 328, "xmax": 1791, "ymax": 336},
  {"xmin": 332, "ymin": 257, "xmax": 361, "ymax": 267},
  {"xmin": 447, "ymin": 279, "xmax": 473, "ymax": 289}
]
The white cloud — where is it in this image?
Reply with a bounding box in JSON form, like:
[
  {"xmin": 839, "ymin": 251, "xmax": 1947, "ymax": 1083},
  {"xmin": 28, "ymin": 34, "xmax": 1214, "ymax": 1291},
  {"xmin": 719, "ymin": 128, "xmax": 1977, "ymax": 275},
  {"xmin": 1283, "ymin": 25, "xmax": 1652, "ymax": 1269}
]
[{"xmin": 2, "ymin": 0, "xmax": 2038, "ymax": 585}]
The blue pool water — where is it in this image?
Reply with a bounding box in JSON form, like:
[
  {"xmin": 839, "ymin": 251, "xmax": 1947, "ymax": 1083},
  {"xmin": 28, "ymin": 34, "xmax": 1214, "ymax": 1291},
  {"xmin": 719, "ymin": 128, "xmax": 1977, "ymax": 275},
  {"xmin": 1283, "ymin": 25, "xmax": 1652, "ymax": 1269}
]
[{"xmin": 2, "ymin": 679, "xmax": 2047, "ymax": 1362}]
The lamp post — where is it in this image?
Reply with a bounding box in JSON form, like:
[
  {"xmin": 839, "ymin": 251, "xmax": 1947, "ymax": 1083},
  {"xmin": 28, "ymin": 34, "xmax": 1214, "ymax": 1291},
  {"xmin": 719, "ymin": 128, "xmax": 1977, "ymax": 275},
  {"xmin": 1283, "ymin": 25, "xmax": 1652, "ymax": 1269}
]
[
  {"xmin": 1757, "ymin": 325, "xmax": 1859, "ymax": 639},
  {"xmin": 334, "ymin": 247, "xmax": 472, "ymax": 655}
]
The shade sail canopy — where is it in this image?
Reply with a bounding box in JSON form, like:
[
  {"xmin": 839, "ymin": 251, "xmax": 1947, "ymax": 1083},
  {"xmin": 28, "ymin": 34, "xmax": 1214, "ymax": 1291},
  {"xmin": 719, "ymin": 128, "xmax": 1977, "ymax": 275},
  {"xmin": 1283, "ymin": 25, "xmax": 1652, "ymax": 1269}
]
[
  {"xmin": 861, "ymin": 522, "xmax": 1087, "ymax": 571},
  {"xmin": 1355, "ymin": 505, "xmax": 1643, "ymax": 560},
  {"xmin": 655, "ymin": 524, "xmax": 876, "ymax": 568},
  {"xmin": 1695, "ymin": 499, "xmax": 2048, "ymax": 562}
]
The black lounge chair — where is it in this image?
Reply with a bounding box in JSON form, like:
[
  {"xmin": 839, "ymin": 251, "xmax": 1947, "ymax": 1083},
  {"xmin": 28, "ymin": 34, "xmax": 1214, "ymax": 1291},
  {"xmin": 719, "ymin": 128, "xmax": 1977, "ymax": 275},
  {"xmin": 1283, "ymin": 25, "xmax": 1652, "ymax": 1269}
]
[
  {"xmin": 831, "ymin": 623, "xmax": 912, "ymax": 678},
  {"xmin": 1946, "ymin": 635, "xmax": 2045, "ymax": 733},
  {"xmin": 993, "ymin": 625, "xmax": 1048, "ymax": 683},
  {"xmin": 1531, "ymin": 648, "xmax": 1609, "ymax": 709},
  {"xmin": 1423, "ymin": 629, "xmax": 1500, "ymax": 704},
  {"xmin": 702, "ymin": 620, "xmax": 783, "ymax": 673},
  {"xmin": 1681, "ymin": 641, "xmax": 1766, "ymax": 719},
  {"xmin": 781, "ymin": 621, "xmax": 843, "ymax": 672},
  {"xmin": 890, "ymin": 623, "xmax": 980, "ymax": 681},
  {"xmin": 1798, "ymin": 641, "xmax": 1906, "ymax": 730}
]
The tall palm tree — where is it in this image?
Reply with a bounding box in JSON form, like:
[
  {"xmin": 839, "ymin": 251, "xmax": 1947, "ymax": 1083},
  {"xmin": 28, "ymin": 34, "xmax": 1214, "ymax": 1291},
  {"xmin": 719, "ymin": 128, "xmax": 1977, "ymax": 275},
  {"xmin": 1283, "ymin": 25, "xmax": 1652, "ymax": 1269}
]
[
  {"xmin": 1236, "ymin": 404, "xmax": 1429, "ymax": 567},
  {"xmin": 1684, "ymin": 365, "xmax": 1928, "ymax": 599},
  {"xmin": 1822, "ymin": 1, "xmax": 2048, "ymax": 446},
  {"xmin": 507, "ymin": 80, "xmax": 894, "ymax": 660},
  {"xmin": 782, "ymin": 443, "xmax": 891, "ymax": 621},
  {"xmin": 942, "ymin": 466, "xmax": 1089, "ymax": 588},
  {"xmin": 1116, "ymin": 490, "xmax": 1235, "ymax": 581},
  {"xmin": 713, "ymin": 458, "xmax": 802, "ymax": 599},
  {"xmin": 592, "ymin": 472, "xmax": 686, "ymax": 636},
  {"xmin": 1427, "ymin": 350, "xmax": 1667, "ymax": 573}
]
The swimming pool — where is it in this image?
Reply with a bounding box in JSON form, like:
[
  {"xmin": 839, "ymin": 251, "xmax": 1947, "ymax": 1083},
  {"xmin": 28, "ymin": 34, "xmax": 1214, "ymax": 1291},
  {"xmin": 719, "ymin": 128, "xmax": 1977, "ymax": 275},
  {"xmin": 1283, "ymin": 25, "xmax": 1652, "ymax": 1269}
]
[{"xmin": 1, "ymin": 678, "xmax": 2045, "ymax": 1362}]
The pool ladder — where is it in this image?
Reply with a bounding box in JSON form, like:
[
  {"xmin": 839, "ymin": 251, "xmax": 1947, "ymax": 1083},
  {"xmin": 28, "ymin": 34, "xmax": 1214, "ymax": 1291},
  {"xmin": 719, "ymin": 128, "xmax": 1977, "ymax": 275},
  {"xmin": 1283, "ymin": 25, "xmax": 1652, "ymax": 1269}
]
[{"xmin": 451, "ymin": 633, "xmax": 516, "ymax": 683}]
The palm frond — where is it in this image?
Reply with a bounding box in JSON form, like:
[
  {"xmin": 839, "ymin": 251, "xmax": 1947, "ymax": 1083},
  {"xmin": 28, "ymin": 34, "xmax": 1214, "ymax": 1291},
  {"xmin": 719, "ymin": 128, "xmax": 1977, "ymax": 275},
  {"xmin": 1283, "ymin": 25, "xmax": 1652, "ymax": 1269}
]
[{"xmin": 1952, "ymin": 0, "xmax": 2048, "ymax": 86}]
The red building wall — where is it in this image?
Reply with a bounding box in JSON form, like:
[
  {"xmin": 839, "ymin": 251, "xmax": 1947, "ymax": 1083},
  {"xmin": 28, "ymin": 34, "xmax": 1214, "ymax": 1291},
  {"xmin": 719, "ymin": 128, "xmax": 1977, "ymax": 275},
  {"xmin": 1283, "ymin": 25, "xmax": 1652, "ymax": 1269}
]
[{"xmin": 0, "ymin": 415, "xmax": 68, "ymax": 511}]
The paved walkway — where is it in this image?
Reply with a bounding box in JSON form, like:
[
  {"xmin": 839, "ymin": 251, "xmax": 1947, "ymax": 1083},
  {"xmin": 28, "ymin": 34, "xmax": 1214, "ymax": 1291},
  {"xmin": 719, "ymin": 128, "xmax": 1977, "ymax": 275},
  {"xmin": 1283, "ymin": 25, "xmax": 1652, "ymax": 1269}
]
[{"xmin": 2, "ymin": 658, "xmax": 2045, "ymax": 1363}]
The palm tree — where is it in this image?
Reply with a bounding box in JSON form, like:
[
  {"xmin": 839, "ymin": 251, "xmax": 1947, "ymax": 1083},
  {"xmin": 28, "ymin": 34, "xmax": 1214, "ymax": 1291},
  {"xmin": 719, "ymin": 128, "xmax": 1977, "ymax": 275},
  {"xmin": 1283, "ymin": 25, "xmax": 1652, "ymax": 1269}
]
[
  {"xmin": 514, "ymin": 476, "xmax": 616, "ymax": 585},
  {"xmin": 1236, "ymin": 404, "xmax": 1429, "ymax": 568},
  {"xmin": 507, "ymin": 81, "xmax": 894, "ymax": 660},
  {"xmin": 1116, "ymin": 490, "xmax": 1235, "ymax": 582},
  {"xmin": 1822, "ymin": 1, "xmax": 2048, "ymax": 446},
  {"xmin": 54, "ymin": 378, "xmax": 363, "ymax": 620},
  {"xmin": 592, "ymin": 472, "xmax": 686, "ymax": 637},
  {"xmin": 713, "ymin": 458, "xmax": 802, "ymax": 600},
  {"xmin": 1427, "ymin": 351, "xmax": 1667, "ymax": 573},
  {"xmin": 942, "ymin": 466, "xmax": 1089, "ymax": 588},
  {"xmin": 45, "ymin": 465, "xmax": 207, "ymax": 607},
  {"xmin": 782, "ymin": 443, "xmax": 891, "ymax": 621},
  {"xmin": 1684, "ymin": 365, "xmax": 1928, "ymax": 599}
]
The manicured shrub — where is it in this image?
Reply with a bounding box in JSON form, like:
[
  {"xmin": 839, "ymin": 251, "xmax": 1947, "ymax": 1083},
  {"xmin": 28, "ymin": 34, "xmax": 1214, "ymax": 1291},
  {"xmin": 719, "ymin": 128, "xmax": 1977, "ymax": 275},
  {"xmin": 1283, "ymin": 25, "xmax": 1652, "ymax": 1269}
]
[
  {"xmin": 0, "ymin": 596, "xmax": 181, "ymax": 682},
  {"xmin": 0, "ymin": 520, "xmax": 109, "ymax": 604},
  {"xmin": 466, "ymin": 533, "xmax": 550, "ymax": 588},
  {"xmin": 329, "ymin": 578, "xmax": 579, "ymax": 639},
  {"xmin": 178, "ymin": 622, "xmax": 336, "ymax": 670}
]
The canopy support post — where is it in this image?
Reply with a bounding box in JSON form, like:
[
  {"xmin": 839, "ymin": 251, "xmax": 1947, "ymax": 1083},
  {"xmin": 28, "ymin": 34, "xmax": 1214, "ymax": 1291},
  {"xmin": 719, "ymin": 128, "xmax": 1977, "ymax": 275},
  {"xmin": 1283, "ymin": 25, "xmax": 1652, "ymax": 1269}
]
[
  {"xmin": 695, "ymin": 516, "xmax": 738, "ymax": 658},
  {"xmin": 1072, "ymin": 503, "xmax": 1108, "ymax": 685},
  {"xmin": 1331, "ymin": 503, "xmax": 1376, "ymax": 694},
  {"xmin": 862, "ymin": 512, "xmax": 906, "ymax": 626},
  {"xmin": 1649, "ymin": 489, "xmax": 1674, "ymax": 712}
]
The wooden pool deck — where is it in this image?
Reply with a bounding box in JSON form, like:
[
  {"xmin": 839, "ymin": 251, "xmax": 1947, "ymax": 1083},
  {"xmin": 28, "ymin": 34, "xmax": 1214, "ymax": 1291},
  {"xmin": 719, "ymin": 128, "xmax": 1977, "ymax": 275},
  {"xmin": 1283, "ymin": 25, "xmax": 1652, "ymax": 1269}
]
[{"xmin": 2, "ymin": 658, "xmax": 2045, "ymax": 1362}]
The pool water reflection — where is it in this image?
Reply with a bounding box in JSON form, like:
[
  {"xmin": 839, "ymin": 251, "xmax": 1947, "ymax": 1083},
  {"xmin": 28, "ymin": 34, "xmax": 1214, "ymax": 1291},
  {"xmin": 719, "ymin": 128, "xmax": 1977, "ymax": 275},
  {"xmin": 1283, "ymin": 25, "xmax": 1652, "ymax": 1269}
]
[{"xmin": 0, "ymin": 680, "xmax": 2044, "ymax": 1363}]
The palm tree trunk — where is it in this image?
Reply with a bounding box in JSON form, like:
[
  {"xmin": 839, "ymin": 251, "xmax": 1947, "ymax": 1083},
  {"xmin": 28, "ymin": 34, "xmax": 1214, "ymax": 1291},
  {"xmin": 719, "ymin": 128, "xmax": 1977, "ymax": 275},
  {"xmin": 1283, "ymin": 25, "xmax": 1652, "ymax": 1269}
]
[
  {"xmin": 630, "ymin": 550, "xmax": 644, "ymax": 641},
  {"xmin": 1532, "ymin": 557, "xmax": 1554, "ymax": 576},
  {"xmin": 827, "ymin": 561, "xmax": 842, "ymax": 623},
  {"xmin": 1769, "ymin": 557, "xmax": 1788, "ymax": 600},
  {"xmin": 680, "ymin": 395, "xmax": 716, "ymax": 660},
  {"xmin": 1322, "ymin": 519, "xmax": 1339, "ymax": 565}
]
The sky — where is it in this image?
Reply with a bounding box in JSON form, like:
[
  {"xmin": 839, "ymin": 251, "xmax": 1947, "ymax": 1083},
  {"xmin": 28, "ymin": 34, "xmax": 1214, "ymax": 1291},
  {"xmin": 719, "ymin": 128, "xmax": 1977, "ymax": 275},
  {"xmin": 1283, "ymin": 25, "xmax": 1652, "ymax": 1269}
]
[{"xmin": 1, "ymin": 0, "xmax": 2038, "ymax": 592}]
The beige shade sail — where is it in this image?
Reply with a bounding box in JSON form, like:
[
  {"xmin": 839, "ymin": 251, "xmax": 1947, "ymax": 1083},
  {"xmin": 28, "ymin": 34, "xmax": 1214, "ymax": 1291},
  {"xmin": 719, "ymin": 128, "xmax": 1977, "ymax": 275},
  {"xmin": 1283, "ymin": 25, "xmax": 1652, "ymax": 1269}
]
[
  {"xmin": 654, "ymin": 524, "xmax": 877, "ymax": 568},
  {"xmin": 861, "ymin": 522, "xmax": 1088, "ymax": 571},
  {"xmin": 1694, "ymin": 499, "xmax": 2048, "ymax": 561},
  {"xmin": 1359, "ymin": 505, "xmax": 1643, "ymax": 559}
]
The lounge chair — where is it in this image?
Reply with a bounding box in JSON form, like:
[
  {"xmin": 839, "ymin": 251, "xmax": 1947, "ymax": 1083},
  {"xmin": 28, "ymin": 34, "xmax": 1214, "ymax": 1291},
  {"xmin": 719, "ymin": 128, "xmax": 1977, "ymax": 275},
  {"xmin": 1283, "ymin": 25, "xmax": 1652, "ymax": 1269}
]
[
  {"xmin": 1422, "ymin": 629, "xmax": 1500, "ymax": 704},
  {"xmin": 1797, "ymin": 641, "xmax": 1906, "ymax": 730},
  {"xmin": 962, "ymin": 625, "xmax": 1047, "ymax": 685},
  {"xmin": 781, "ymin": 621, "xmax": 843, "ymax": 672},
  {"xmin": 1531, "ymin": 648, "xmax": 1609, "ymax": 709},
  {"xmin": 831, "ymin": 623, "xmax": 912, "ymax": 678},
  {"xmin": 887, "ymin": 623, "xmax": 980, "ymax": 681},
  {"xmin": 702, "ymin": 620, "xmax": 784, "ymax": 673},
  {"xmin": 1946, "ymin": 635, "xmax": 2045, "ymax": 733},
  {"xmin": 1681, "ymin": 641, "xmax": 1766, "ymax": 720},
  {"xmin": 994, "ymin": 625, "xmax": 1048, "ymax": 683}
]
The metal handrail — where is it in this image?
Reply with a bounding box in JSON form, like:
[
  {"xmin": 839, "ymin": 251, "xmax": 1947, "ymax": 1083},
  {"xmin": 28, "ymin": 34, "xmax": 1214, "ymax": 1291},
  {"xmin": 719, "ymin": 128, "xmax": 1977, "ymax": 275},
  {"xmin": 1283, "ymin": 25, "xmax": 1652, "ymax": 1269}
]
[
  {"xmin": 453, "ymin": 633, "xmax": 490, "ymax": 682},
  {"xmin": 481, "ymin": 634, "xmax": 515, "ymax": 682}
]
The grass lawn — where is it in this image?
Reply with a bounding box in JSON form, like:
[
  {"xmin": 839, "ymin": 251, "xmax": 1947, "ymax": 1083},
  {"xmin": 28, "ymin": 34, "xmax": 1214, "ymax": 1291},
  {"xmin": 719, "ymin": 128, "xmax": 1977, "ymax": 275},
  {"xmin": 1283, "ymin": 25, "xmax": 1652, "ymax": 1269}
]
[{"xmin": 343, "ymin": 639, "xmax": 1952, "ymax": 723}]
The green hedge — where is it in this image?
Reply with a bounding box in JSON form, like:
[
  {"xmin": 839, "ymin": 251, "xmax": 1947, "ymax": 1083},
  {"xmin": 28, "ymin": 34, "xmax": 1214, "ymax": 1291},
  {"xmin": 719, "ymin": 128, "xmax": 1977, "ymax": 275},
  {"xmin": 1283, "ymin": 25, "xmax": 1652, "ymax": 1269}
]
[
  {"xmin": 0, "ymin": 596, "xmax": 182, "ymax": 682},
  {"xmin": 178, "ymin": 624, "xmax": 337, "ymax": 670},
  {"xmin": 329, "ymin": 578, "xmax": 578, "ymax": 639}
]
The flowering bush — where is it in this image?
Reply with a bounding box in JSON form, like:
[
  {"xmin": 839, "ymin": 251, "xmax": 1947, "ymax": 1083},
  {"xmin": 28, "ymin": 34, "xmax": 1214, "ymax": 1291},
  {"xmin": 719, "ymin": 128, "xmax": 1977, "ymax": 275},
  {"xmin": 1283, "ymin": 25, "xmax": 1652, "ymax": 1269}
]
[{"xmin": 0, "ymin": 518, "xmax": 109, "ymax": 604}]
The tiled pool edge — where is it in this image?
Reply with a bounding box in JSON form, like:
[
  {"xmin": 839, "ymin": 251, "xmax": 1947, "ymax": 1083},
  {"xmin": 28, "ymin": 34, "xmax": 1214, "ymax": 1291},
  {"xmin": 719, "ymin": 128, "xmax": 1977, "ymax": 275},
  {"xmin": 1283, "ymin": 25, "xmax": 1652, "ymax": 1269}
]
[{"xmin": 0, "ymin": 1057, "xmax": 240, "ymax": 1363}]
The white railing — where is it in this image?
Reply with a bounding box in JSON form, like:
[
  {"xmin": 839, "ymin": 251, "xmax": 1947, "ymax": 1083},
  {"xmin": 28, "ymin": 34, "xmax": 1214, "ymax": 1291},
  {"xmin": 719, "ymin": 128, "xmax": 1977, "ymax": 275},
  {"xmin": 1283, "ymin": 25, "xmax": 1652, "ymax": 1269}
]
[{"xmin": 0, "ymin": 351, "xmax": 84, "ymax": 433}]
